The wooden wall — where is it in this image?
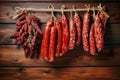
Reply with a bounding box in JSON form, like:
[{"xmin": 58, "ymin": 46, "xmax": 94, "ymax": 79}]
[{"xmin": 0, "ymin": 0, "xmax": 120, "ymax": 79}]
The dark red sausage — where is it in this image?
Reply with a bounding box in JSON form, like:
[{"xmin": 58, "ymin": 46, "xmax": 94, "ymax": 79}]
[
  {"xmin": 31, "ymin": 32, "xmax": 38, "ymax": 51},
  {"xmin": 16, "ymin": 20, "xmax": 27, "ymax": 26},
  {"xmin": 41, "ymin": 20, "xmax": 53, "ymax": 61},
  {"xmin": 19, "ymin": 23, "xmax": 26, "ymax": 36},
  {"xmin": 68, "ymin": 18, "xmax": 76, "ymax": 50},
  {"xmin": 89, "ymin": 24, "xmax": 97, "ymax": 55},
  {"xmin": 28, "ymin": 24, "xmax": 32, "ymax": 34},
  {"xmin": 25, "ymin": 15, "xmax": 31, "ymax": 25},
  {"xmin": 18, "ymin": 14, "xmax": 26, "ymax": 21},
  {"xmin": 99, "ymin": 12, "xmax": 106, "ymax": 30},
  {"xmin": 21, "ymin": 32, "xmax": 28, "ymax": 41},
  {"xmin": 31, "ymin": 16, "xmax": 40, "ymax": 21},
  {"xmin": 94, "ymin": 15, "xmax": 104, "ymax": 52},
  {"xmin": 55, "ymin": 20, "xmax": 62, "ymax": 57},
  {"xmin": 24, "ymin": 47, "xmax": 30, "ymax": 58},
  {"xmin": 82, "ymin": 12, "xmax": 90, "ymax": 52},
  {"xmin": 48, "ymin": 26, "xmax": 57, "ymax": 62},
  {"xmin": 61, "ymin": 14, "xmax": 69, "ymax": 55},
  {"xmin": 74, "ymin": 12, "xmax": 82, "ymax": 46},
  {"xmin": 10, "ymin": 32, "xmax": 19, "ymax": 39},
  {"xmin": 32, "ymin": 21, "xmax": 42, "ymax": 35}
]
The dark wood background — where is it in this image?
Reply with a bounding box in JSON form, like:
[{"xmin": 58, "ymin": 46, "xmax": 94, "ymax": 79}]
[{"xmin": 0, "ymin": 0, "xmax": 120, "ymax": 79}]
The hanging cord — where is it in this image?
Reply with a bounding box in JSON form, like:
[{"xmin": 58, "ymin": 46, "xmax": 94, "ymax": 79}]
[
  {"xmin": 85, "ymin": 4, "xmax": 90, "ymax": 12},
  {"xmin": 73, "ymin": 5, "xmax": 77, "ymax": 14},
  {"xmin": 70, "ymin": 9, "xmax": 73, "ymax": 18},
  {"xmin": 12, "ymin": 4, "xmax": 109, "ymax": 20},
  {"xmin": 48, "ymin": 4, "xmax": 56, "ymax": 20},
  {"xmin": 13, "ymin": 7, "xmax": 28, "ymax": 20},
  {"xmin": 97, "ymin": 3, "xmax": 110, "ymax": 18},
  {"xmin": 97, "ymin": 3, "xmax": 105, "ymax": 15},
  {"xmin": 92, "ymin": 7, "xmax": 95, "ymax": 18},
  {"xmin": 97, "ymin": 3, "xmax": 105, "ymax": 12},
  {"xmin": 61, "ymin": 5, "xmax": 65, "ymax": 15}
]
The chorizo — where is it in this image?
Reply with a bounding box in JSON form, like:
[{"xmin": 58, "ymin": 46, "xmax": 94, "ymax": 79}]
[
  {"xmin": 82, "ymin": 12, "xmax": 90, "ymax": 52},
  {"xmin": 55, "ymin": 20, "xmax": 62, "ymax": 57},
  {"xmin": 61, "ymin": 14, "xmax": 69, "ymax": 55},
  {"xmin": 74, "ymin": 12, "xmax": 82, "ymax": 46},
  {"xmin": 99, "ymin": 12, "xmax": 106, "ymax": 31},
  {"xmin": 89, "ymin": 24, "xmax": 97, "ymax": 55},
  {"xmin": 41, "ymin": 19, "xmax": 53, "ymax": 60},
  {"xmin": 68, "ymin": 18, "xmax": 76, "ymax": 50},
  {"xmin": 94, "ymin": 15, "xmax": 104, "ymax": 52},
  {"xmin": 48, "ymin": 26, "xmax": 57, "ymax": 62}
]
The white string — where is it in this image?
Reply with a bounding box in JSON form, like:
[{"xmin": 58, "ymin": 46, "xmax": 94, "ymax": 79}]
[{"xmin": 12, "ymin": 4, "xmax": 108, "ymax": 20}]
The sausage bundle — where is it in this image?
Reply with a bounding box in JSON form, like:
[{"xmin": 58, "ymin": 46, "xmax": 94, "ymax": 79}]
[{"xmin": 11, "ymin": 13, "xmax": 42, "ymax": 58}]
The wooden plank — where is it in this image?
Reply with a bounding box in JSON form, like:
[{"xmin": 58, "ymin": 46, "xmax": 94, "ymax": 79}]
[
  {"xmin": 0, "ymin": 23, "xmax": 120, "ymax": 44},
  {"xmin": 0, "ymin": 0, "xmax": 119, "ymax": 3},
  {"xmin": 0, "ymin": 2, "xmax": 119, "ymax": 23},
  {"xmin": 0, "ymin": 67, "xmax": 120, "ymax": 80},
  {"xmin": 0, "ymin": 44, "xmax": 120, "ymax": 67}
]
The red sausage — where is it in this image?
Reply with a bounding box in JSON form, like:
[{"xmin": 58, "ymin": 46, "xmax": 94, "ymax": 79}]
[
  {"xmin": 74, "ymin": 12, "xmax": 82, "ymax": 46},
  {"xmin": 32, "ymin": 21, "xmax": 42, "ymax": 35},
  {"xmin": 55, "ymin": 20, "xmax": 62, "ymax": 57},
  {"xmin": 48, "ymin": 26, "xmax": 57, "ymax": 62},
  {"xmin": 68, "ymin": 18, "xmax": 76, "ymax": 50},
  {"xmin": 82, "ymin": 12, "xmax": 90, "ymax": 52},
  {"xmin": 10, "ymin": 32, "xmax": 19, "ymax": 39},
  {"xmin": 18, "ymin": 14, "xmax": 26, "ymax": 21},
  {"xmin": 94, "ymin": 15, "xmax": 104, "ymax": 52},
  {"xmin": 16, "ymin": 20, "xmax": 27, "ymax": 26},
  {"xmin": 41, "ymin": 20, "xmax": 53, "ymax": 60},
  {"xmin": 99, "ymin": 12, "xmax": 106, "ymax": 30},
  {"xmin": 89, "ymin": 24, "xmax": 97, "ymax": 55},
  {"xmin": 31, "ymin": 16, "xmax": 40, "ymax": 21},
  {"xmin": 31, "ymin": 32, "xmax": 38, "ymax": 51},
  {"xmin": 24, "ymin": 47, "xmax": 30, "ymax": 58},
  {"xmin": 61, "ymin": 14, "xmax": 69, "ymax": 55}
]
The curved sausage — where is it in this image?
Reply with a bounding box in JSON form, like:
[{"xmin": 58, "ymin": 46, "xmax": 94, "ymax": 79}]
[
  {"xmin": 61, "ymin": 14, "xmax": 69, "ymax": 55},
  {"xmin": 74, "ymin": 12, "xmax": 82, "ymax": 46},
  {"xmin": 41, "ymin": 20, "xmax": 53, "ymax": 60},
  {"xmin": 55, "ymin": 20, "xmax": 62, "ymax": 57}
]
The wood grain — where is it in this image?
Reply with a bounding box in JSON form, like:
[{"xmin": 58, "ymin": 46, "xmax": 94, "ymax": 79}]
[
  {"xmin": 0, "ymin": 45, "xmax": 120, "ymax": 67},
  {"xmin": 0, "ymin": 0, "xmax": 119, "ymax": 3},
  {"xmin": 0, "ymin": 67, "xmax": 120, "ymax": 80},
  {"xmin": 0, "ymin": 2, "xmax": 119, "ymax": 23}
]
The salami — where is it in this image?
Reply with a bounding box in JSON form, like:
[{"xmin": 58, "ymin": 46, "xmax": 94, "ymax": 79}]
[
  {"xmin": 55, "ymin": 20, "xmax": 62, "ymax": 57},
  {"xmin": 82, "ymin": 12, "xmax": 90, "ymax": 52},
  {"xmin": 89, "ymin": 24, "xmax": 97, "ymax": 55},
  {"xmin": 94, "ymin": 15, "xmax": 104, "ymax": 52},
  {"xmin": 99, "ymin": 12, "xmax": 106, "ymax": 30},
  {"xmin": 74, "ymin": 12, "xmax": 82, "ymax": 46},
  {"xmin": 61, "ymin": 14, "xmax": 69, "ymax": 55},
  {"xmin": 68, "ymin": 18, "xmax": 76, "ymax": 50},
  {"xmin": 48, "ymin": 26, "xmax": 57, "ymax": 62},
  {"xmin": 41, "ymin": 20, "xmax": 53, "ymax": 60}
]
